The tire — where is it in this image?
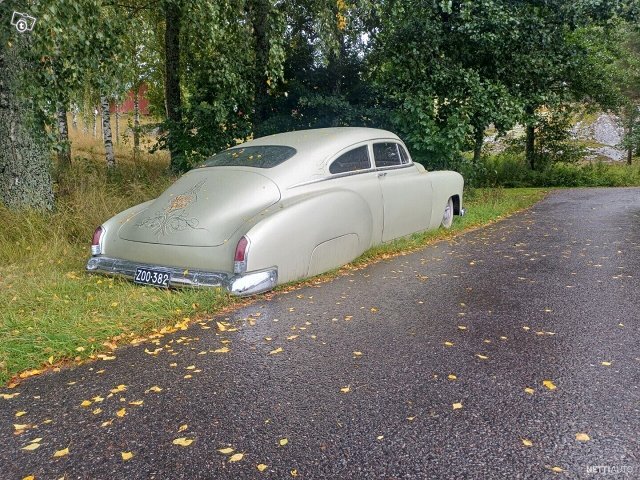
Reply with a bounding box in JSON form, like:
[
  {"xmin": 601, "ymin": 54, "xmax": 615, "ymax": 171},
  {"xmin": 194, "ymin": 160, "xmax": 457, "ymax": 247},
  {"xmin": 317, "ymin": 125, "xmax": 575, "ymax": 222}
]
[{"xmin": 441, "ymin": 197, "xmax": 454, "ymax": 229}]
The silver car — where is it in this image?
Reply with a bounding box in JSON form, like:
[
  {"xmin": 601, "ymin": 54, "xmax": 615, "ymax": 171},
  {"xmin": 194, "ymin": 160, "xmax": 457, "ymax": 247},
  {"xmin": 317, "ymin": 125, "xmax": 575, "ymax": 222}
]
[{"xmin": 87, "ymin": 127, "xmax": 465, "ymax": 295}]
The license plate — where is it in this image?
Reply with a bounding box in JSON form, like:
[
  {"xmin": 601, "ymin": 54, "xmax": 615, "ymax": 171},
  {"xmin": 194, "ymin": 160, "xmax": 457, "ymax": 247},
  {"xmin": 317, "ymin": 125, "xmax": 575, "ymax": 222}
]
[{"xmin": 134, "ymin": 267, "xmax": 171, "ymax": 288}]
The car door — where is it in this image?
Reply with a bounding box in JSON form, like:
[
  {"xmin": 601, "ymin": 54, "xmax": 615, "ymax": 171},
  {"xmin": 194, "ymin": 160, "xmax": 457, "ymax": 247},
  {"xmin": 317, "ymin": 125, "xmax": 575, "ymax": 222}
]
[{"xmin": 372, "ymin": 142, "xmax": 433, "ymax": 242}]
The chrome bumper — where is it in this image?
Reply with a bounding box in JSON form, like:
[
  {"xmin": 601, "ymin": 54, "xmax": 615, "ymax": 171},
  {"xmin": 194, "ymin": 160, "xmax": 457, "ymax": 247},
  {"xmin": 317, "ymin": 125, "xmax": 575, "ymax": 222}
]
[{"xmin": 85, "ymin": 256, "xmax": 278, "ymax": 296}]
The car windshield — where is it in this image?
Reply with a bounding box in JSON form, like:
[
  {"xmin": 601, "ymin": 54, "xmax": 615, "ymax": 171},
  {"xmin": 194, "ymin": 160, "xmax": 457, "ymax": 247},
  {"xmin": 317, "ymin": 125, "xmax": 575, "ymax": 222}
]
[{"xmin": 202, "ymin": 146, "xmax": 296, "ymax": 168}]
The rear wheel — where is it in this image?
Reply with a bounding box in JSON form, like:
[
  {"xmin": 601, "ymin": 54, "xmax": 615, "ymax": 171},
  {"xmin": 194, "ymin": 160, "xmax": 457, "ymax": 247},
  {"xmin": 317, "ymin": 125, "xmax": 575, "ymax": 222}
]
[{"xmin": 441, "ymin": 197, "xmax": 454, "ymax": 229}]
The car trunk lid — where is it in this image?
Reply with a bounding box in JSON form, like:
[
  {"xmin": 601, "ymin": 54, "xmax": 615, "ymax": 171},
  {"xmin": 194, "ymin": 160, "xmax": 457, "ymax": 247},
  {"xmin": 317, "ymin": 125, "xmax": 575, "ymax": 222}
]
[{"xmin": 118, "ymin": 168, "xmax": 280, "ymax": 247}]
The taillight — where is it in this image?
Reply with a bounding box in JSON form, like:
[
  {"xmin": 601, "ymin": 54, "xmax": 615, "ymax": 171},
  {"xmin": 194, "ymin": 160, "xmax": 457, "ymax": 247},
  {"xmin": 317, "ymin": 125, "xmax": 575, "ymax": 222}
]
[
  {"xmin": 234, "ymin": 236, "xmax": 250, "ymax": 273},
  {"xmin": 91, "ymin": 226, "xmax": 104, "ymax": 255}
]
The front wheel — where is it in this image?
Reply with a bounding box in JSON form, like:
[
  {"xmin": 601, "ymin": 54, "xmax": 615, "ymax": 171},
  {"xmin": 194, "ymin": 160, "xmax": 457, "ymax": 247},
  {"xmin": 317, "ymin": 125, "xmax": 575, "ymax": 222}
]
[{"xmin": 441, "ymin": 197, "xmax": 454, "ymax": 229}]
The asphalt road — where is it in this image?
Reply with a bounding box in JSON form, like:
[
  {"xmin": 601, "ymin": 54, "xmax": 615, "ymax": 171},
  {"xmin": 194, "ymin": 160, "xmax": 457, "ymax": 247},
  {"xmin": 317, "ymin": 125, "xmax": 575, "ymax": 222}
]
[{"xmin": 1, "ymin": 188, "xmax": 639, "ymax": 480}]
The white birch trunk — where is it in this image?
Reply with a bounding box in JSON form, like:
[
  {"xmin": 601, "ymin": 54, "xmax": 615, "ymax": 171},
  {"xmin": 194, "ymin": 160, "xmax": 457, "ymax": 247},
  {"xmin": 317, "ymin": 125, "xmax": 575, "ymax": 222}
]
[
  {"xmin": 100, "ymin": 96, "xmax": 116, "ymax": 169},
  {"xmin": 114, "ymin": 103, "xmax": 120, "ymax": 145},
  {"xmin": 56, "ymin": 102, "xmax": 71, "ymax": 166},
  {"xmin": 93, "ymin": 107, "xmax": 98, "ymax": 138}
]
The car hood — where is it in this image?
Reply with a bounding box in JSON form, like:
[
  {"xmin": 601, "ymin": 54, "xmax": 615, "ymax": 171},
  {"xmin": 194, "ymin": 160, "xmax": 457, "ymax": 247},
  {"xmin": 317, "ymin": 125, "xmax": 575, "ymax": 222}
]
[{"xmin": 118, "ymin": 168, "xmax": 280, "ymax": 247}]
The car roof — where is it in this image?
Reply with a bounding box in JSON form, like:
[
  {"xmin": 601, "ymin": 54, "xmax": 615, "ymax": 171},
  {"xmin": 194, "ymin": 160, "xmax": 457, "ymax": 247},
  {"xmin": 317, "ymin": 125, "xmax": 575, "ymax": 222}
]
[{"xmin": 239, "ymin": 127, "xmax": 402, "ymax": 162}]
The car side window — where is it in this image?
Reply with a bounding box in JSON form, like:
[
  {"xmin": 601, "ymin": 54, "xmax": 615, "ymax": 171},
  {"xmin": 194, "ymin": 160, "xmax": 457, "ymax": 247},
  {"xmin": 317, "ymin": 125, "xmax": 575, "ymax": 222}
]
[
  {"xmin": 398, "ymin": 144, "xmax": 411, "ymax": 164},
  {"xmin": 329, "ymin": 146, "xmax": 371, "ymax": 174},
  {"xmin": 373, "ymin": 142, "xmax": 403, "ymax": 168}
]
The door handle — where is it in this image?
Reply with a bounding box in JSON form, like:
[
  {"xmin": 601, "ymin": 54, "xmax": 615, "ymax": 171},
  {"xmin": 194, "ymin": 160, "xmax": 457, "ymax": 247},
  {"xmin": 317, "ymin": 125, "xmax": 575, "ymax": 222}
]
[{"xmin": 378, "ymin": 172, "xmax": 387, "ymax": 178}]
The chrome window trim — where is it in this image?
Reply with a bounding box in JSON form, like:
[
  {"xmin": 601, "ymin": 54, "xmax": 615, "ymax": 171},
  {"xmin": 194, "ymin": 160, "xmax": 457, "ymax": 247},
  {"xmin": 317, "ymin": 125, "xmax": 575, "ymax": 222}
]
[{"xmin": 287, "ymin": 162, "xmax": 415, "ymax": 189}]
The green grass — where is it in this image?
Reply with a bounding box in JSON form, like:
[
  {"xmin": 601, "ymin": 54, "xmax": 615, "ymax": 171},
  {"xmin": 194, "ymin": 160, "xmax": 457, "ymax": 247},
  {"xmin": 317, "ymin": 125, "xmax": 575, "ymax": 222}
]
[{"xmin": 0, "ymin": 140, "xmax": 548, "ymax": 386}]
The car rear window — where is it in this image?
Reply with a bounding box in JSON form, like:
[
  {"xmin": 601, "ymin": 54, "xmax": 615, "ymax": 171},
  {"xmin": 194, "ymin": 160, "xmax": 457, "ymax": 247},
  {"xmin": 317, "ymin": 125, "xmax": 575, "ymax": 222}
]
[{"xmin": 202, "ymin": 146, "xmax": 297, "ymax": 168}]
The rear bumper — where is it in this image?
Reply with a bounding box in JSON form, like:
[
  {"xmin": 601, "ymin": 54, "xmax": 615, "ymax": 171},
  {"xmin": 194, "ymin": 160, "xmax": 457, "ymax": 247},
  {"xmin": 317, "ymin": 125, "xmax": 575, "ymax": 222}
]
[{"xmin": 85, "ymin": 256, "xmax": 277, "ymax": 296}]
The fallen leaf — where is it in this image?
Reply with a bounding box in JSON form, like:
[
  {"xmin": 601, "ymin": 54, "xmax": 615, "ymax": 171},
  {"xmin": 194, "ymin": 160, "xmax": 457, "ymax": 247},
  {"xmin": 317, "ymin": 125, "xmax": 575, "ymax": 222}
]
[
  {"xmin": 376, "ymin": 435, "xmax": 384, "ymax": 440},
  {"xmin": 229, "ymin": 453, "xmax": 244, "ymax": 462},
  {"xmin": 291, "ymin": 469, "xmax": 298, "ymax": 477},
  {"xmin": 216, "ymin": 321, "xmax": 227, "ymax": 332},
  {"xmin": 452, "ymin": 402, "xmax": 463, "ymax": 410},
  {"xmin": 80, "ymin": 400, "xmax": 92, "ymax": 407},
  {"xmin": 53, "ymin": 447, "xmax": 69, "ymax": 457},
  {"xmin": 29, "ymin": 438, "xmax": 42, "ymax": 444},
  {"xmin": 92, "ymin": 408, "xmax": 102, "ymax": 415},
  {"xmin": 218, "ymin": 447, "xmax": 235, "ymax": 454},
  {"xmin": 353, "ymin": 351, "xmax": 363, "ymax": 356},
  {"xmin": 110, "ymin": 384, "xmax": 127, "ymax": 394},
  {"xmin": 444, "ymin": 341, "xmax": 454, "ymax": 347},
  {"xmin": 524, "ymin": 387, "xmax": 535, "ymax": 395},
  {"xmin": 476, "ymin": 354, "xmax": 488, "ymax": 360},
  {"xmin": 407, "ymin": 416, "xmax": 416, "ymax": 421},
  {"xmin": 600, "ymin": 361, "xmax": 611, "ymax": 366},
  {"xmin": 457, "ymin": 325, "xmax": 467, "ymax": 330},
  {"xmin": 1, "ymin": 393, "xmax": 20, "ymax": 399},
  {"xmin": 121, "ymin": 451, "xmax": 133, "ymax": 460},
  {"xmin": 279, "ymin": 438, "xmax": 288, "ymax": 446},
  {"xmin": 522, "ymin": 439, "xmax": 533, "ymax": 447},
  {"xmin": 129, "ymin": 400, "xmax": 143, "ymax": 406},
  {"xmin": 213, "ymin": 347, "xmax": 230, "ymax": 353},
  {"xmin": 542, "ymin": 380, "xmax": 557, "ymax": 390},
  {"xmin": 15, "ymin": 411, "xmax": 27, "ymax": 417},
  {"xmin": 269, "ymin": 347, "xmax": 283, "ymax": 355},
  {"xmin": 447, "ymin": 374, "xmax": 457, "ymax": 380},
  {"xmin": 287, "ymin": 335, "xmax": 299, "ymax": 340},
  {"xmin": 257, "ymin": 463, "xmax": 268, "ymax": 472},
  {"xmin": 22, "ymin": 443, "xmax": 41, "ymax": 451},
  {"xmin": 116, "ymin": 408, "xmax": 126, "ymax": 417},
  {"xmin": 340, "ymin": 386, "xmax": 350, "ymax": 393},
  {"xmin": 549, "ymin": 466, "xmax": 564, "ymax": 473},
  {"xmin": 145, "ymin": 386, "xmax": 162, "ymax": 393},
  {"xmin": 575, "ymin": 433, "xmax": 590, "ymax": 442},
  {"xmin": 14, "ymin": 424, "xmax": 29, "ymax": 431},
  {"xmin": 173, "ymin": 437, "xmax": 194, "ymax": 446},
  {"xmin": 178, "ymin": 424, "xmax": 188, "ymax": 432},
  {"xmin": 22, "ymin": 476, "xmax": 35, "ymax": 480},
  {"xmin": 101, "ymin": 419, "xmax": 113, "ymax": 427}
]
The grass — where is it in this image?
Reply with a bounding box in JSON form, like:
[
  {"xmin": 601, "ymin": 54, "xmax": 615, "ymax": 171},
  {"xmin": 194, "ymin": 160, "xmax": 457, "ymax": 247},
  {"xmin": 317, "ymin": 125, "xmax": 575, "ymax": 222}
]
[{"xmin": 0, "ymin": 131, "xmax": 548, "ymax": 386}]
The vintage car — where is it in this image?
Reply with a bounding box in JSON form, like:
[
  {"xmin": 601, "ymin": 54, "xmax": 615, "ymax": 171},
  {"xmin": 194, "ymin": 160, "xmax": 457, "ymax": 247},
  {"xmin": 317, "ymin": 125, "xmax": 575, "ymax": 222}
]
[{"xmin": 86, "ymin": 127, "xmax": 465, "ymax": 295}]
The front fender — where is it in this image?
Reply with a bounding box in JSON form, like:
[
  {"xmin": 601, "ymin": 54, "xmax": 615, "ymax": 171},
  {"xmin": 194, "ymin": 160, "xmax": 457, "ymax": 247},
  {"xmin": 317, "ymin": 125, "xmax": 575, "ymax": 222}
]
[{"xmin": 244, "ymin": 190, "xmax": 374, "ymax": 284}]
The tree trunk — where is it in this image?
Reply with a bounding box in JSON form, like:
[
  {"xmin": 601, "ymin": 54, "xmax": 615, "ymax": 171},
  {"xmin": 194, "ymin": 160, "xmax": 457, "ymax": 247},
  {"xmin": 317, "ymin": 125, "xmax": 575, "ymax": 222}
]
[
  {"xmin": 71, "ymin": 103, "xmax": 78, "ymax": 131},
  {"xmin": 526, "ymin": 124, "xmax": 536, "ymax": 170},
  {"xmin": 114, "ymin": 103, "xmax": 120, "ymax": 146},
  {"xmin": 100, "ymin": 96, "xmax": 116, "ymax": 169},
  {"xmin": 164, "ymin": 0, "xmax": 183, "ymax": 172},
  {"xmin": 133, "ymin": 89, "xmax": 141, "ymax": 157},
  {"xmin": 93, "ymin": 107, "xmax": 98, "ymax": 138},
  {"xmin": 473, "ymin": 125, "xmax": 484, "ymax": 165},
  {"xmin": 0, "ymin": 40, "xmax": 54, "ymax": 210},
  {"xmin": 248, "ymin": 0, "xmax": 271, "ymax": 133},
  {"xmin": 56, "ymin": 102, "xmax": 72, "ymax": 167}
]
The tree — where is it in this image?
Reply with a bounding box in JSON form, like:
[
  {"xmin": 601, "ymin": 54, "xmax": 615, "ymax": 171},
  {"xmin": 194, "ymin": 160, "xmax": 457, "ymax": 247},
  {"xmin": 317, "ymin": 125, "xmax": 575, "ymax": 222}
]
[
  {"xmin": 0, "ymin": 29, "xmax": 54, "ymax": 211},
  {"xmin": 163, "ymin": 0, "xmax": 184, "ymax": 172}
]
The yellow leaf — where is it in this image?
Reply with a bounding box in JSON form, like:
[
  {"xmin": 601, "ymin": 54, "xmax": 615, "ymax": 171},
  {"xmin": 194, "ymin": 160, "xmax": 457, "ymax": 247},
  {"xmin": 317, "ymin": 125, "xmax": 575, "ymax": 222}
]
[
  {"xmin": 257, "ymin": 463, "xmax": 268, "ymax": 472},
  {"xmin": 376, "ymin": 435, "xmax": 384, "ymax": 440},
  {"xmin": 29, "ymin": 438, "xmax": 42, "ymax": 444},
  {"xmin": 542, "ymin": 380, "xmax": 557, "ymax": 390},
  {"xmin": 15, "ymin": 411, "xmax": 27, "ymax": 417},
  {"xmin": 457, "ymin": 325, "xmax": 467, "ymax": 330},
  {"xmin": 48, "ymin": 355, "xmax": 55, "ymax": 364},
  {"xmin": 353, "ymin": 351, "xmax": 363, "ymax": 356},
  {"xmin": 80, "ymin": 400, "xmax": 92, "ymax": 407},
  {"xmin": 92, "ymin": 395, "xmax": 104, "ymax": 402},
  {"xmin": 447, "ymin": 374, "xmax": 457, "ymax": 380},
  {"xmin": 92, "ymin": 408, "xmax": 102, "ymax": 415},
  {"xmin": 173, "ymin": 437, "xmax": 194, "ymax": 447},
  {"xmin": 22, "ymin": 476, "xmax": 35, "ymax": 480},
  {"xmin": 291, "ymin": 469, "xmax": 298, "ymax": 477},
  {"xmin": 110, "ymin": 384, "xmax": 127, "ymax": 393},
  {"xmin": 121, "ymin": 451, "xmax": 133, "ymax": 460},
  {"xmin": 600, "ymin": 361, "xmax": 611, "ymax": 366},
  {"xmin": 184, "ymin": 374, "xmax": 192, "ymax": 379},
  {"xmin": 129, "ymin": 400, "xmax": 143, "ymax": 406},
  {"xmin": 370, "ymin": 307, "xmax": 378, "ymax": 313},
  {"xmin": 229, "ymin": 453, "xmax": 244, "ymax": 462},
  {"xmin": 218, "ymin": 447, "xmax": 235, "ymax": 454},
  {"xmin": 1, "ymin": 393, "xmax": 20, "ymax": 399},
  {"xmin": 452, "ymin": 402, "xmax": 463, "ymax": 410},
  {"xmin": 407, "ymin": 416, "xmax": 416, "ymax": 421},
  {"xmin": 287, "ymin": 335, "xmax": 299, "ymax": 340},
  {"xmin": 575, "ymin": 433, "xmax": 590, "ymax": 442},
  {"xmin": 522, "ymin": 439, "xmax": 533, "ymax": 447},
  {"xmin": 522, "ymin": 326, "xmax": 530, "ymax": 331},
  {"xmin": 116, "ymin": 408, "xmax": 126, "ymax": 417},
  {"xmin": 14, "ymin": 424, "xmax": 29, "ymax": 430},
  {"xmin": 216, "ymin": 321, "xmax": 227, "ymax": 332},
  {"xmin": 22, "ymin": 443, "xmax": 41, "ymax": 451},
  {"xmin": 101, "ymin": 420, "xmax": 113, "ymax": 427},
  {"xmin": 178, "ymin": 424, "xmax": 188, "ymax": 432},
  {"xmin": 550, "ymin": 466, "xmax": 564, "ymax": 473},
  {"xmin": 524, "ymin": 387, "xmax": 535, "ymax": 395},
  {"xmin": 269, "ymin": 347, "xmax": 283, "ymax": 355},
  {"xmin": 76, "ymin": 346, "xmax": 85, "ymax": 352},
  {"xmin": 340, "ymin": 386, "xmax": 350, "ymax": 393},
  {"xmin": 145, "ymin": 386, "xmax": 162, "ymax": 393},
  {"xmin": 476, "ymin": 354, "xmax": 488, "ymax": 360},
  {"xmin": 186, "ymin": 365, "xmax": 196, "ymax": 370},
  {"xmin": 444, "ymin": 341, "xmax": 454, "ymax": 347},
  {"xmin": 53, "ymin": 447, "xmax": 69, "ymax": 457},
  {"xmin": 279, "ymin": 438, "xmax": 289, "ymax": 446}
]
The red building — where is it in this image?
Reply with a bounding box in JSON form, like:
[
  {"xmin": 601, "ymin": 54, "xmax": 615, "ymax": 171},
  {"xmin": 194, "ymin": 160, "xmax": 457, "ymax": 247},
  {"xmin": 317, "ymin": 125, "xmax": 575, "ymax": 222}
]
[{"xmin": 110, "ymin": 84, "xmax": 150, "ymax": 115}]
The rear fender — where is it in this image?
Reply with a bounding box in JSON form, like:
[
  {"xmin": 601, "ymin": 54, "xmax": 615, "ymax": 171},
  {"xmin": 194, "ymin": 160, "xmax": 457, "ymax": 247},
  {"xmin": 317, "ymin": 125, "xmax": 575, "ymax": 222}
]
[{"xmin": 244, "ymin": 190, "xmax": 373, "ymax": 284}]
